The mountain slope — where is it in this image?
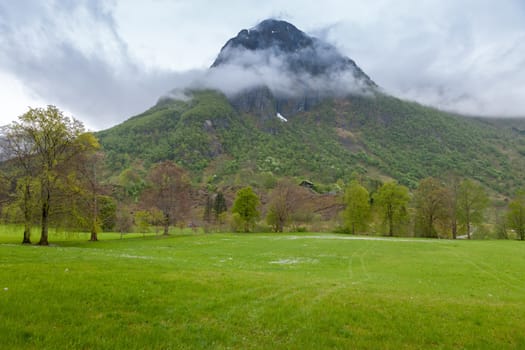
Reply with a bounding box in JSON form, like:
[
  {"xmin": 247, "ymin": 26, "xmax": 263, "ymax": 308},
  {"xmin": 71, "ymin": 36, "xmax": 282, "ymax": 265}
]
[
  {"xmin": 97, "ymin": 89, "xmax": 525, "ymax": 195},
  {"xmin": 97, "ymin": 19, "xmax": 525, "ymax": 195}
]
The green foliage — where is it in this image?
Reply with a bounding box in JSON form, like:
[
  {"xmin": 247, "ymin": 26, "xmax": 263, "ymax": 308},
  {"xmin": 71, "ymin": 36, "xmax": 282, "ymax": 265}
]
[
  {"xmin": 117, "ymin": 167, "xmax": 147, "ymax": 202},
  {"xmin": 343, "ymin": 180, "xmax": 370, "ymax": 234},
  {"xmin": 232, "ymin": 186, "xmax": 260, "ymax": 232},
  {"xmin": 134, "ymin": 210, "xmax": 152, "ymax": 234},
  {"xmin": 97, "ymin": 90, "xmax": 525, "ymax": 195},
  {"xmin": 98, "ymin": 195, "xmax": 116, "ymax": 232},
  {"xmin": 413, "ymin": 177, "xmax": 450, "ymax": 238},
  {"xmin": 373, "ymin": 181, "xmax": 410, "ymax": 236},
  {"xmin": 457, "ymin": 179, "xmax": 489, "ymax": 239},
  {"xmin": 1, "ymin": 105, "xmax": 89, "ymax": 245},
  {"xmin": 507, "ymin": 189, "xmax": 525, "ymax": 240},
  {"xmin": 97, "ymin": 90, "xmax": 235, "ymax": 174}
]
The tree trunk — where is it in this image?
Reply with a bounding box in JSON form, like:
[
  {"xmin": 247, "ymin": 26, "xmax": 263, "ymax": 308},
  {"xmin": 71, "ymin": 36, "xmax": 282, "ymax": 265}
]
[
  {"xmin": 466, "ymin": 212, "xmax": 471, "ymax": 239},
  {"xmin": 427, "ymin": 214, "xmax": 433, "ymax": 238},
  {"xmin": 22, "ymin": 183, "xmax": 32, "ymax": 244},
  {"xmin": 452, "ymin": 220, "xmax": 457, "ymax": 240},
  {"xmin": 39, "ymin": 189, "xmax": 50, "ymax": 246},
  {"xmin": 90, "ymin": 192, "xmax": 98, "ymax": 241},
  {"xmin": 163, "ymin": 213, "xmax": 169, "ymax": 236},
  {"xmin": 388, "ymin": 214, "xmax": 393, "ymax": 237},
  {"xmin": 22, "ymin": 225, "xmax": 31, "ymax": 244}
]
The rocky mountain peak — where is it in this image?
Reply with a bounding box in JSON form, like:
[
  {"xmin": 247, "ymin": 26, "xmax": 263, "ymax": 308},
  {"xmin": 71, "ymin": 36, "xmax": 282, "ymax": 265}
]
[
  {"xmin": 212, "ymin": 19, "xmax": 313, "ymax": 59},
  {"xmin": 212, "ymin": 18, "xmax": 376, "ymax": 86}
]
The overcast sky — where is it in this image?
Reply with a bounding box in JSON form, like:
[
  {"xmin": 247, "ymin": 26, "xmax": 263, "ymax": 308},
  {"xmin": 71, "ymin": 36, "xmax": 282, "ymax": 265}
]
[{"xmin": 1, "ymin": 0, "xmax": 525, "ymax": 130}]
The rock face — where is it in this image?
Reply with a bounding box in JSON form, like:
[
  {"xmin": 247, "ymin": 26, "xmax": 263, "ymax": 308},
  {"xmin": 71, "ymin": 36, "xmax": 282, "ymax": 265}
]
[{"xmin": 211, "ymin": 19, "xmax": 377, "ymax": 119}]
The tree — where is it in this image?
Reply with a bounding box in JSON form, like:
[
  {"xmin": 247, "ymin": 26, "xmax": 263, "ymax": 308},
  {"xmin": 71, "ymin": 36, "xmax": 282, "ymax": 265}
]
[
  {"xmin": 413, "ymin": 177, "xmax": 450, "ymax": 238},
  {"xmin": 115, "ymin": 204, "xmax": 133, "ymax": 237},
  {"xmin": 1, "ymin": 106, "xmax": 86, "ymax": 245},
  {"xmin": 65, "ymin": 133, "xmax": 106, "ymax": 241},
  {"xmin": 373, "ymin": 181, "xmax": 410, "ymax": 236},
  {"xmin": 97, "ymin": 195, "xmax": 117, "ymax": 232},
  {"xmin": 117, "ymin": 165, "xmax": 147, "ymax": 202},
  {"xmin": 213, "ymin": 192, "xmax": 227, "ymax": 222},
  {"xmin": 204, "ymin": 191, "xmax": 228, "ymax": 224},
  {"xmin": 266, "ymin": 179, "xmax": 302, "ymax": 232},
  {"xmin": 343, "ymin": 180, "xmax": 370, "ymax": 234},
  {"xmin": 507, "ymin": 190, "xmax": 525, "ymax": 240},
  {"xmin": 232, "ymin": 186, "xmax": 260, "ymax": 232},
  {"xmin": 142, "ymin": 161, "xmax": 191, "ymax": 235},
  {"xmin": 445, "ymin": 174, "xmax": 461, "ymax": 239},
  {"xmin": 134, "ymin": 210, "xmax": 152, "ymax": 237},
  {"xmin": 1, "ymin": 122, "xmax": 39, "ymax": 244},
  {"xmin": 203, "ymin": 194, "xmax": 213, "ymax": 223},
  {"xmin": 457, "ymin": 179, "xmax": 489, "ymax": 239}
]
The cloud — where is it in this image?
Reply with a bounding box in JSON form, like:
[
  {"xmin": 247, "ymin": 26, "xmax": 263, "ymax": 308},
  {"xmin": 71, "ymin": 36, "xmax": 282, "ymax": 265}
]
[
  {"xmin": 316, "ymin": 0, "xmax": 525, "ymax": 117},
  {"xmin": 0, "ymin": 1, "xmax": 180, "ymax": 129},
  {"xmin": 165, "ymin": 40, "xmax": 374, "ymax": 106},
  {"xmin": 2, "ymin": 0, "xmax": 525, "ymax": 132}
]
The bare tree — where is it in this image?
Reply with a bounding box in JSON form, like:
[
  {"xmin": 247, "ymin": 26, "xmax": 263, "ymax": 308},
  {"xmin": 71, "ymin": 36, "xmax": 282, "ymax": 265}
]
[
  {"xmin": 142, "ymin": 161, "xmax": 191, "ymax": 235},
  {"xmin": 414, "ymin": 177, "xmax": 450, "ymax": 238},
  {"xmin": 266, "ymin": 179, "xmax": 304, "ymax": 232}
]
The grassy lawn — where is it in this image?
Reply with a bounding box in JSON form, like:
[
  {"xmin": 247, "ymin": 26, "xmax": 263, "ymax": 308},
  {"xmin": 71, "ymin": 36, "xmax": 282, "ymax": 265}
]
[{"xmin": 1, "ymin": 227, "xmax": 524, "ymax": 349}]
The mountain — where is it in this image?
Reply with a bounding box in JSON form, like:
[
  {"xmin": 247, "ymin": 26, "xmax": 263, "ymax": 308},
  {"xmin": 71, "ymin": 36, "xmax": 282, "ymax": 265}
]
[
  {"xmin": 97, "ymin": 19, "xmax": 525, "ymax": 195},
  {"xmin": 212, "ymin": 19, "xmax": 375, "ymax": 86},
  {"xmin": 210, "ymin": 19, "xmax": 376, "ymax": 120}
]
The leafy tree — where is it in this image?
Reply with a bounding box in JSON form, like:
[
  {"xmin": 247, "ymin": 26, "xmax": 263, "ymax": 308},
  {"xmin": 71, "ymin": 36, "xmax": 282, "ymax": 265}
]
[
  {"xmin": 1, "ymin": 122, "xmax": 39, "ymax": 244},
  {"xmin": 11, "ymin": 177, "xmax": 40, "ymax": 243},
  {"xmin": 116, "ymin": 164, "xmax": 147, "ymax": 202},
  {"xmin": 414, "ymin": 177, "xmax": 450, "ymax": 238},
  {"xmin": 142, "ymin": 161, "xmax": 191, "ymax": 235},
  {"xmin": 1, "ymin": 106, "xmax": 86, "ymax": 245},
  {"xmin": 232, "ymin": 186, "xmax": 260, "ymax": 232},
  {"xmin": 67, "ymin": 133, "xmax": 105, "ymax": 241},
  {"xmin": 134, "ymin": 210, "xmax": 152, "ymax": 236},
  {"xmin": 266, "ymin": 179, "xmax": 302, "ymax": 232},
  {"xmin": 507, "ymin": 190, "xmax": 525, "ymax": 240},
  {"xmin": 444, "ymin": 174, "xmax": 461, "ymax": 239},
  {"xmin": 343, "ymin": 180, "xmax": 370, "ymax": 234},
  {"xmin": 97, "ymin": 195, "xmax": 117, "ymax": 232},
  {"xmin": 457, "ymin": 179, "xmax": 489, "ymax": 239},
  {"xmin": 373, "ymin": 181, "xmax": 410, "ymax": 236}
]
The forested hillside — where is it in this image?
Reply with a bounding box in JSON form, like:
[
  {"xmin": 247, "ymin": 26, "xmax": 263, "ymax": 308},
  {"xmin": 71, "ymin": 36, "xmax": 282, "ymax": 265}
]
[{"xmin": 97, "ymin": 90, "xmax": 525, "ymax": 195}]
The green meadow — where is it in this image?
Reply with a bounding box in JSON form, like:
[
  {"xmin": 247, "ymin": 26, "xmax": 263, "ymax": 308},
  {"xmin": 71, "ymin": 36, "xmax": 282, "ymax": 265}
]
[{"xmin": 1, "ymin": 227, "xmax": 525, "ymax": 349}]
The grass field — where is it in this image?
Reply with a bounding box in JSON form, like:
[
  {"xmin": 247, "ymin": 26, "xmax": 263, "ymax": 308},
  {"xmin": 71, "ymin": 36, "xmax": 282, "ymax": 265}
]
[{"xmin": 1, "ymin": 227, "xmax": 525, "ymax": 349}]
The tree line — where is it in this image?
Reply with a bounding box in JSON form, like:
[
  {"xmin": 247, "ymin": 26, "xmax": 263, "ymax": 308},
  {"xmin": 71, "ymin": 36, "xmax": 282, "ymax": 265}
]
[{"xmin": 1, "ymin": 106, "xmax": 525, "ymax": 244}]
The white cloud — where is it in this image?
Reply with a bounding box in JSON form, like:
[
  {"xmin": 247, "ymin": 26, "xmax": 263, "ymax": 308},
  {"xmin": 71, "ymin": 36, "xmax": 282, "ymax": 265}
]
[{"xmin": 1, "ymin": 0, "xmax": 525, "ymax": 131}]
